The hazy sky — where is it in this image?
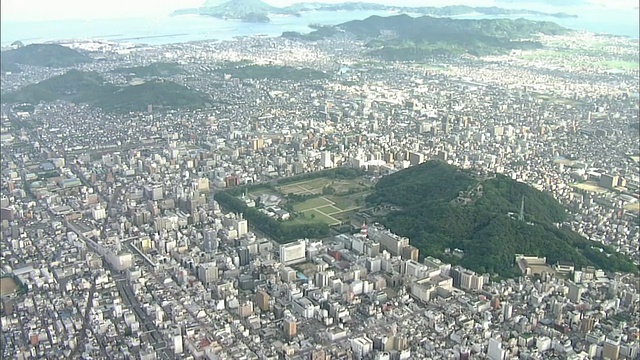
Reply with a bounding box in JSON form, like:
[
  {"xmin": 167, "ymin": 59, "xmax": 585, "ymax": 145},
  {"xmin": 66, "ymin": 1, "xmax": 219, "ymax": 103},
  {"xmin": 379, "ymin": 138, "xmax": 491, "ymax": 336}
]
[{"xmin": 1, "ymin": 0, "xmax": 636, "ymax": 22}]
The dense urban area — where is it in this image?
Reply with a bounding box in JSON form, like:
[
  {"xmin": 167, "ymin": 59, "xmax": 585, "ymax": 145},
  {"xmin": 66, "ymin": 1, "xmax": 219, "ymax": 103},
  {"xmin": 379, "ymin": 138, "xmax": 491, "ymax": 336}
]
[{"xmin": 0, "ymin": 15, "xmax": 639, "ymax": 360}]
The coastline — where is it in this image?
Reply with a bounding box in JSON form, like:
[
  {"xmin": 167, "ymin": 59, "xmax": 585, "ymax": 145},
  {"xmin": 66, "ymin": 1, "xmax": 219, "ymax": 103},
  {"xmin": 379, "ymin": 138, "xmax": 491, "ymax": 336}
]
[{"xmin": 1, "ymin": 8, "xmax": 638, "ymax": 47}]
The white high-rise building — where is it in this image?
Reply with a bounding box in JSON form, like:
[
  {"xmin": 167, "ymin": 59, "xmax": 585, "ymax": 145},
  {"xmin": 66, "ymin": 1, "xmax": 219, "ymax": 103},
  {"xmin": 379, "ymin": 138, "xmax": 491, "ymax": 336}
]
[
  {"xmin": 320, "ymin": 151, "xmax": 333, "ymax": 168},
  {"xmin": 172, "ymin": 326, "xmax": 183, "ymax": 354},
  {"xmin": 351, "ymin": 336, "xmax": 373, "ymax": 359},
  {"xmin": 233, "ymin": 214, "xmax": 248, "ymax": 237},
  {"xmin": 488, "ymin": 338, "xmax": 505, "ymax": 360},
  {"xmin": 280, "ymin": 240, "xmax": 306, "ymax": 265}
]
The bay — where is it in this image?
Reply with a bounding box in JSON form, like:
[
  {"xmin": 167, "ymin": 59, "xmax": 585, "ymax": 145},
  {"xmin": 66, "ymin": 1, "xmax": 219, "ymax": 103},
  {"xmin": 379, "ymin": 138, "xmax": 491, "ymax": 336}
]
[{"xmin": 1, "ymin": 6, "xmax": 638, "ymax": 47}]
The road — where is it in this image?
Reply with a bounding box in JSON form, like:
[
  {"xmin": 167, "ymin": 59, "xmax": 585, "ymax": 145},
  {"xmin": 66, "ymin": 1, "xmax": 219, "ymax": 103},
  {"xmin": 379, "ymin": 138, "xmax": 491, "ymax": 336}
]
[
  {"xmin": 68, "ymin": 276, "xmax": 97, "ymax": 358},
  {"xmin": 113, "ymin": 272, "xmax": 172, "ymax": 360}
]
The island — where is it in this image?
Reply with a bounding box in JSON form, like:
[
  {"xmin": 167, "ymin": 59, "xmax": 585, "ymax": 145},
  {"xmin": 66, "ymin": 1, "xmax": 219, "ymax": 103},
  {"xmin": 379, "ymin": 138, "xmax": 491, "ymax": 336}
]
[
  {"xmin": 365, "ymin": 161, "xmax": 638, "ymax": 277},
  {"xmin": 285, "ymin": 14, "xmax": 568, "ymax": 60},
  {"xmin": 241, "ymin": 12, "xmax": 271, "ymax": 23},
  {"xmin": 173, "ymin": 0, "xmax": 577, "ymax": 23}
]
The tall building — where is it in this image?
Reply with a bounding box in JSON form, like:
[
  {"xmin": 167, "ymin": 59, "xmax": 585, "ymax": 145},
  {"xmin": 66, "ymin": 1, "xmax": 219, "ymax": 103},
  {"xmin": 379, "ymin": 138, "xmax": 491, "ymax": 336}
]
[
  {"xmin": 197, "ymin": 262, "xmax": 218, "ymax": 285},
  {"xmin": 452, "ymin": 266, "xmax": 484, "ymax": 291},
  {"xmin": 599, "ymin": 174, "xmax": 619, "ymax": 189},
  {"xmin": 280, "ymin": 240, "xmax": 306, "ymax": 265},
  {"xmin": 351, "ymin": 336, "xmax": 374, "ymax": 359},
  {"xmin": 401, "ymin": 245, "xmax": 419, "ymax": 262},
  {"xmin": 171, "ymin": 325, "xmax": 183, "ymax": 355},
  {"xmin": 369, "ymin": 228, "xmax": 409, "ymax": 256},
  {"xmin": 232, "ymin": 215, "xmax": 248, "ymax": 237},
  {"xmin": 237, "ymin": 247, "xmax": 250, "ymax": 266},
  {"xmin": 283, "ymin": 316, "xmax": 297, "ymax": 339},
  {"xmin": 203, "ymin": 229, "xmax": 218, "ymax": 253},
  {"xmin": 503, "ymin": 302, "xmax": 513, "ymax": 320},
  {"xmin": 603, "ymin": 333, "xmax": 621, "ymax": 360},
  {"xmin": 256, "ymin": 289, "xmax": 270, "ymax": 312},
  {"xmin": 144, "ymin": 185, "xmax": 163, "ymax": 201},
  {"xmin": 320, "ymin": 150, "xmax": 333, "ymax": 169},
  {"xmin": 487, "ymin": 338, "xmax": 504, "ymax": 360},
  {"xmin": 408, "ymin": 151, "xmax": 424, "ymax": 166},
  {"xmin": 567, "ymin": 282, "xmax": 584, "ymax": 303}
]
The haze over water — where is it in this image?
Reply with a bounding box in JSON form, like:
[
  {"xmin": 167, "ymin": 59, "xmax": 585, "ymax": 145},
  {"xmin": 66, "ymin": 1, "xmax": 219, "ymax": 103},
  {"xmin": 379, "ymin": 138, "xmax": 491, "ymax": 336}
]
[{"xmin": 1, "ymin": 2, "xmax": 638, "ymax": 46}]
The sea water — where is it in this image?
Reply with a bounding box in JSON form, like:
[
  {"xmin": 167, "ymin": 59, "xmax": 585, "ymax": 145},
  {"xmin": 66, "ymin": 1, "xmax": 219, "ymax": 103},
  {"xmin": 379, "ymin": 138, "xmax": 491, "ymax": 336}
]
[{"xmin": 1, "ymin": 6, "xmax": 638, "ymax": 47}]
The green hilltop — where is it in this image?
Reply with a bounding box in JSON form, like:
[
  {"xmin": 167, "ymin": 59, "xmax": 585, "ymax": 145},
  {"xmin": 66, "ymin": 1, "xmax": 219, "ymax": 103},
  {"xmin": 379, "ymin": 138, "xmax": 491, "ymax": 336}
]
[
  {"xmin": 1, "ymin": 44, "xmax": 91, "ymax": 72},
  {"xmin": 367, "ymin": 161, "xmax": 637, "ymax": 277},
  {"xmin": 286, "ymin": 14, "xmax": 568, "ymax": 60},
  {"xmin": 3, "ymin": 70, "xmax": 213, "ymax": 113}
]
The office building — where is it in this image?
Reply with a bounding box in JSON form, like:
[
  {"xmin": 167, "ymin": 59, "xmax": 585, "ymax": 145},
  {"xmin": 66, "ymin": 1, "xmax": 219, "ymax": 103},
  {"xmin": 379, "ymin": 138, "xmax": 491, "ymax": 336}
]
[
  {"xmin": 284, "ymin": 316, "xmax": 297, "ymax": 339},
  {"xmin": 280, "ymin": 240, "xmax": 306, "ymax": 265},
  {"xmin": 197, "ymin": 262, "xmax": 218, "ymax": 285},
  {"xmin": 320, "ymin": 150, "xmax": 333, "ymax": 168},
  {"xmin": 603, "ymin": 333, "xmax": 621, "ymax": 360},
  {"xmin": 351, "ymin": 336, "xmax": 374, "ymax": 359},
  {"xmin": 256, "ymin": 289, "xmax": 270, "ymax": 312},
  {"xmin": 599, "ymin": 174, "xmax": 619, "ymax": 189},
  {"xmin": 567, "ymin": 281, "xmax": 584, "ymax": 303},
  {"xmin": 487, "ymin": 338, "xmax": 504, "ymax": 360}
]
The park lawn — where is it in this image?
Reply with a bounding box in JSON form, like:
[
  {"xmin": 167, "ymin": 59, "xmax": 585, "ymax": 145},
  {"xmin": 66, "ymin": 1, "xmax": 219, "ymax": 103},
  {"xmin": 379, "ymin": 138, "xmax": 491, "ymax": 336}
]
[
  {"xmin": 293, "ymin": 197, "xmax": 334, "ymax": 212},
  {"xmin": 331, "ymin": 179, "xmax": 371, "ymax": 194},
  {"xmin": 301, "ymin": 208, "xmax": 340, "ymax": 225},
  {"xmin": 317, "ymin": 204, "xmax": 343, "ymax": 215},
  {"xmin": 327, "ymin": 191, "xmax": 371, "ymax": 210},
  {"xmin": 302, "ymin": 177, "xmax": 333, "ymax": 189},
  {"xmin": 278, "ymin": 184, "xmax": 304, "ymax": 195},
  {"xmin": 278, "ymin": 178, "xmax": 331, "ymax": 195}
]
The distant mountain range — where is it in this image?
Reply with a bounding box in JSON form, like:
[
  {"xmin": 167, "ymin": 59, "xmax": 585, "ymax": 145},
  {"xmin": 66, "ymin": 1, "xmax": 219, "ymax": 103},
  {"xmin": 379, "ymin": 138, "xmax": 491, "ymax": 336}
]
[
  {"xmin": 1, "ymin": 44, "xmax": 91, "ymax": 73},
  {"xmin": 284, "ymin": 14, "xmax": 568, "ymax": 60},
  {"xmin": 3, "ymin": 69, "xmax": 213, "ymax": 113},
  {"xmin": 173, "ymin": 0, "xmax": 577, "ymax": 23}
]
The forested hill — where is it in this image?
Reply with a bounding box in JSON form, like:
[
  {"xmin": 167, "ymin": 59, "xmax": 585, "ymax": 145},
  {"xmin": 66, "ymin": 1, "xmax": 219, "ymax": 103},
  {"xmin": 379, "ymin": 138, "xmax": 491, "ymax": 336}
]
[
  {"xmin": 286, "ymin": 15, "xmax": 568, "ymax": 60},
  {"xmin": 2, "ymin": 70, "xmax": 213, "ymax": 113},
  {"xmin": 1, "ymin": 44, "xmax": 91, "ymax": 73},
  {"xmin": 367, "ymin": 161, "xmax": 637, "ymax": 277}
]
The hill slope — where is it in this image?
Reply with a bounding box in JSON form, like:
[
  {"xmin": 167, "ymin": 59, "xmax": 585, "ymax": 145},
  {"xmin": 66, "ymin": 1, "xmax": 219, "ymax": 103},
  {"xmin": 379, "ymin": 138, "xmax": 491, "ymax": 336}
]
[
  {"xmin": 288, "ymin": 15, "xmax": 567, "ymax": 59},
  {"xmin": 367, "ymin": 161, "xmax": 637, "ymax": 277},
  {"xmin": 3, "ymin": 70, "xmax": 212, "ymax": 113},
  {"xmin": 1, "ymin": 44, "xmax": 91, "ymax": 72}
]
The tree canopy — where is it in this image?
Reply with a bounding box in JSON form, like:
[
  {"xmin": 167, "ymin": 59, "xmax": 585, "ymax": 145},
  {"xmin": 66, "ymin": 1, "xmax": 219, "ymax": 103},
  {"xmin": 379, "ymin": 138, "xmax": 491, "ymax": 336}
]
[{"xmin": 367, "ymin": 161, "xmax": 637, "ymax": 276}]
